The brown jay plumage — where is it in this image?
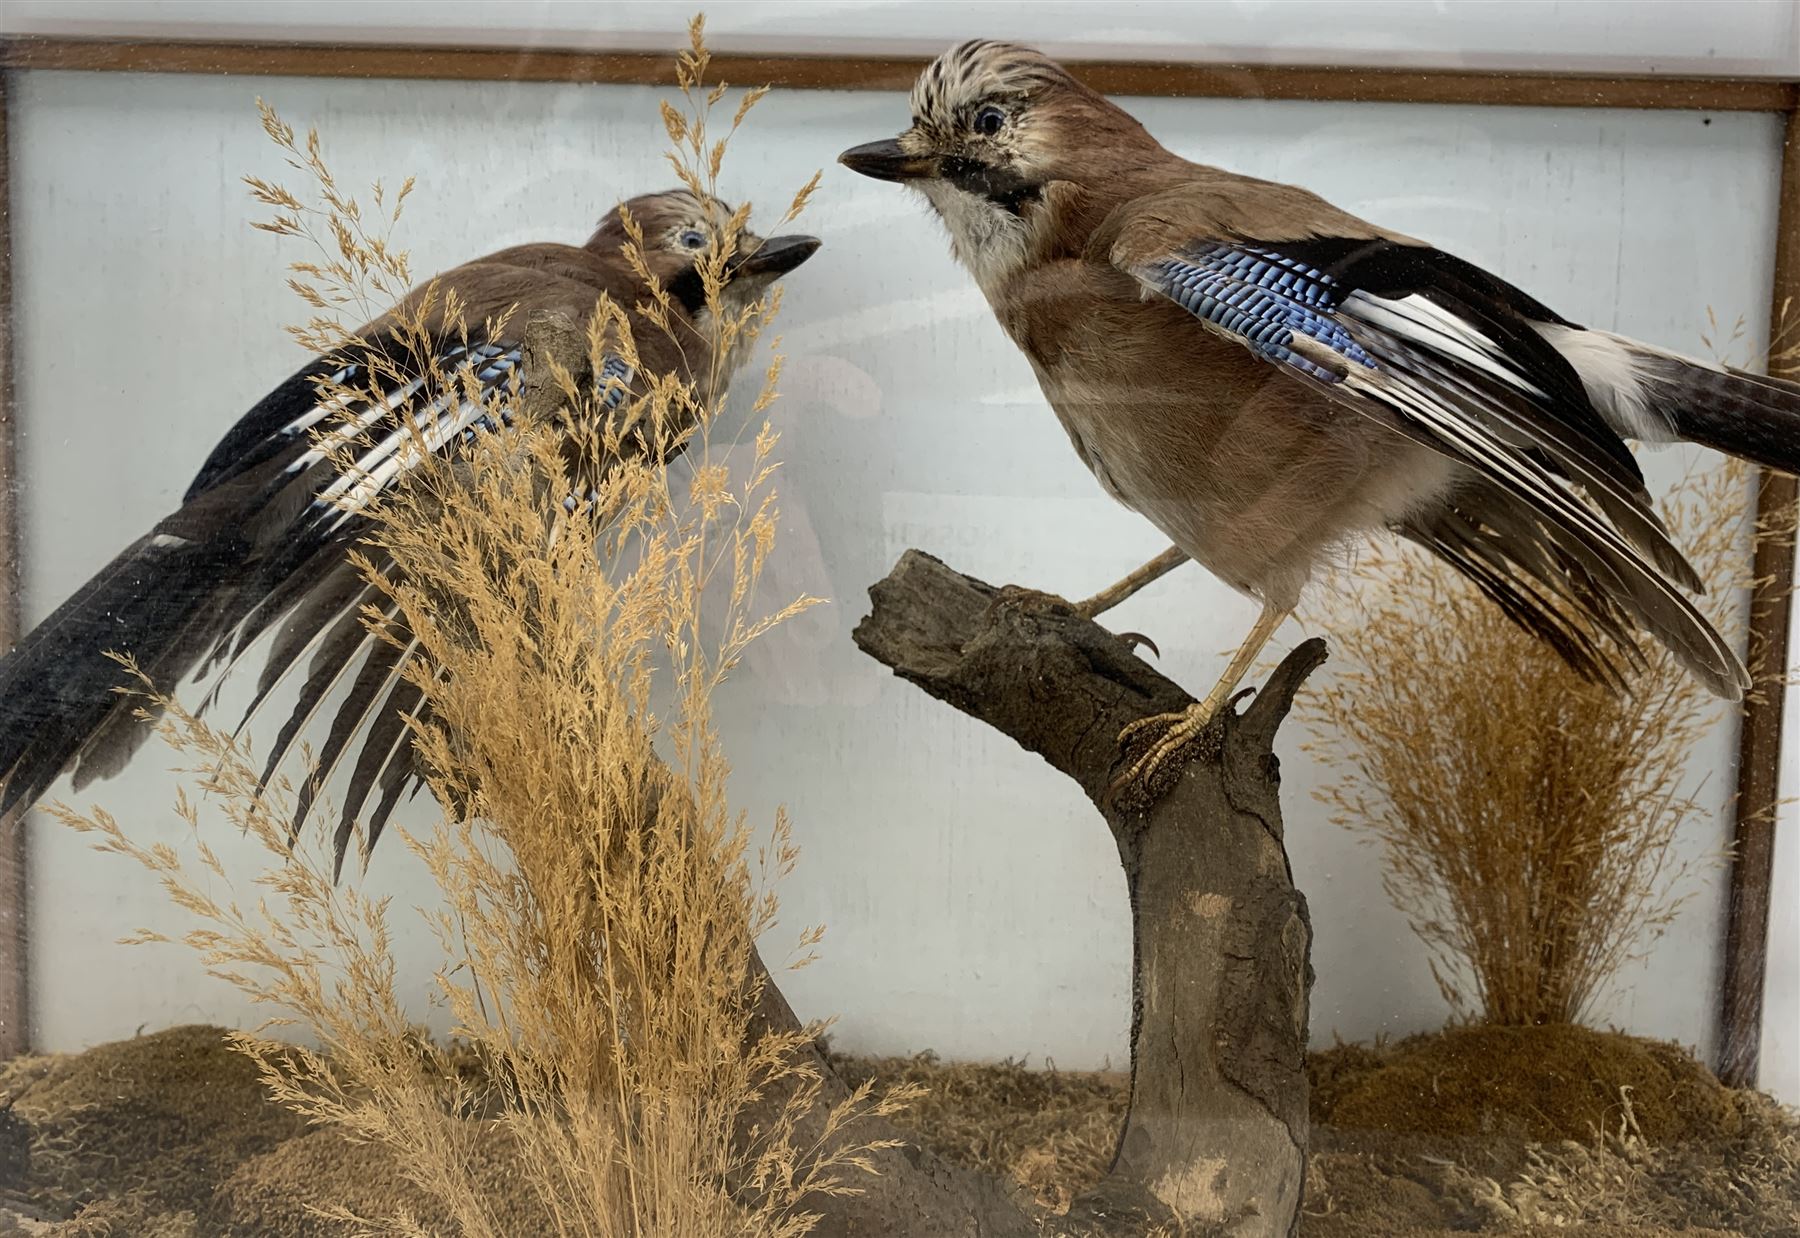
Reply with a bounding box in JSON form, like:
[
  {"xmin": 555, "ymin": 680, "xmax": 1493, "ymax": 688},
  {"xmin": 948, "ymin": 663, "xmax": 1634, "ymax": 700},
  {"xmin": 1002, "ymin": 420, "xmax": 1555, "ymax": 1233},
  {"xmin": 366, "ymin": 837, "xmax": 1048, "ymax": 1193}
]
[
  {"xmin": 0, "ymin": 189, "xmax": 819, "ymax": 866},
  {"xmin": 843, "ymin": 42, "xmax": 1800, "ymax": 790}
]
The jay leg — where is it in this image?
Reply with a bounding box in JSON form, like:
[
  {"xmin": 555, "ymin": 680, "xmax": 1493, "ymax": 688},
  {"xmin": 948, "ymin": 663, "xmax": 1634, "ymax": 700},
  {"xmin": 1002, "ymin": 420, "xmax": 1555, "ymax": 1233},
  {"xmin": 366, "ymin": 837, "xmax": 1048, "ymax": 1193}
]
[
  {"xmin": 1071, "ymin": 545, "xmax": 1188, "ymax": 619},
  {"xmin": 989, "ymin": 546, "xmax": 1188, "ymax": 620},
  {"xmin": 1111, "ymin": 602, "xmax": 1291, "ymax": 796}
]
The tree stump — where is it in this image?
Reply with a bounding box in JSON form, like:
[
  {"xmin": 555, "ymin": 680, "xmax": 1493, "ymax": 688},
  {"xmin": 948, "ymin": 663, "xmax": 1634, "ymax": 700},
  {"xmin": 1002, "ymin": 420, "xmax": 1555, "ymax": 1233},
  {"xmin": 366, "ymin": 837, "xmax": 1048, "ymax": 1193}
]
[{"xmin": 845, "ymin": 549, "xmax": 1320, "ymax": 1237}]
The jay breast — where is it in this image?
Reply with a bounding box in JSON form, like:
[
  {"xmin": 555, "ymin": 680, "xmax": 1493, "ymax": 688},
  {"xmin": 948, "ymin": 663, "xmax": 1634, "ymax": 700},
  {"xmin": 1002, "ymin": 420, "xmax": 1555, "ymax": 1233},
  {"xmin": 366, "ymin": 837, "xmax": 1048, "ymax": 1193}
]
[{"xmin": 1023, "ymin": 292, "xmax": 1458, "ymax": 609}]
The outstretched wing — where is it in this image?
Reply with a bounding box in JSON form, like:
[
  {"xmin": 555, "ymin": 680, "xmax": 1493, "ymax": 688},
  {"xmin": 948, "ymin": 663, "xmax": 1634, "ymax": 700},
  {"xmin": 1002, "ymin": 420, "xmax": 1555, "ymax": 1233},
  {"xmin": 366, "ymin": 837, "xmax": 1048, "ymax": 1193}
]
[
  {"xmin": 1109, "ymin": 205, "xmax": 1745, "ymax": 699},
  {"xmin": 180, "ymin": 337, "xmax": 526, "ymax": 863},
  {"xmin": 0, "ymin": 334, "xmax": 522, "ymax": 831},
  {"xmin": 189, "ymin": 334, "xmax": 640, "ymax": 874}
]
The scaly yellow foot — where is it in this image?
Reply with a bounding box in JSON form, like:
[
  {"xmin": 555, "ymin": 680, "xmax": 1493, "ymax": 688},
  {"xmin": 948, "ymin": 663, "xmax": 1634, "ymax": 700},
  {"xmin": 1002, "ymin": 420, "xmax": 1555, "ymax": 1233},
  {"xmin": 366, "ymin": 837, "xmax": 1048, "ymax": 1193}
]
[
  {"xmin": 1111, "ymin": 694, "xmax": 1228, "ymax": 801},
  {"xmin": 1108, "ymin": 602, "xmax": 1292, "ymax": 806},
  {"xmin": 985, "ymin": 584, "xmax": 1076, "ymax": 619}
]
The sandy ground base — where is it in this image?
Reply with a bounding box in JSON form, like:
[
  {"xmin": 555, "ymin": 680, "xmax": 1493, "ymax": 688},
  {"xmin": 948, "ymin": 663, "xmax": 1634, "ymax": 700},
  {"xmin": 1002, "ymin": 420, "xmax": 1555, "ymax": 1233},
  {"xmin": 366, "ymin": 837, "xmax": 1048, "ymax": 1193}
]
[
  {"xmin": 834, "ymin": 1022, "xmax": 1799, "ymax": 1237},
  {"xmin": 0, "ymin": 1022, "xmax": 1793, "ymax": 1235}
]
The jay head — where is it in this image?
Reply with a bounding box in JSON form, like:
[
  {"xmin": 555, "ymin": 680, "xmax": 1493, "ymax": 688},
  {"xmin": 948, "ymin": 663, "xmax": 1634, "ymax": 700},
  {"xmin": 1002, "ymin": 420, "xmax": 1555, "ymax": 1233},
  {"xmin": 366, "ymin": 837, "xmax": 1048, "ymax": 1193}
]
[
  {"xmin": 596, "ymin": 189, "xmax": 821, "ymax": 321},
  {"xmin": 838, "ymin": 41, "xmax": 1147, "ymax": 297},
  {"xmin": 490, "ymin": 188, "xmax": 820, "ymax": 379},
  {"xmin": 845, "ymin": 42, "xmax": 1800, "ymax": 797},
  {"xmin": 377, "ymin": 188, "xmax": 820, "ymax": 385}
]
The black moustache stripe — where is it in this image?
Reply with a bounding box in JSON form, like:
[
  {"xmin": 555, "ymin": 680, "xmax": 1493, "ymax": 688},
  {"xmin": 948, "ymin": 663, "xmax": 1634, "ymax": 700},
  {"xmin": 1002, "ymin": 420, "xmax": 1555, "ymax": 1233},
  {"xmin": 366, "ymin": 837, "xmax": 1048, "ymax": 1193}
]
[
  {"xmin": 940, "ymin": 156, "xmax": 1041, "ymax": 216},
  {"xmin": 667, "ymin": 266, "xmax": 708, "ymax": 315}
]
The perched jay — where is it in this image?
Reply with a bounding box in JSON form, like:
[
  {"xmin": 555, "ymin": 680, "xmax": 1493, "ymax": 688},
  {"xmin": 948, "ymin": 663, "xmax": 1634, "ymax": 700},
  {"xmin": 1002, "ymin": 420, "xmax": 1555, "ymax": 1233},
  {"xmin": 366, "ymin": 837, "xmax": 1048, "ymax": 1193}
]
[
  {"xmin": 842, "ymin": 41, "xmax": 1800, "ymax": 790},
  {"xmin": 0, "ymin": 189, "xmax": 819, "ymax": 864}
]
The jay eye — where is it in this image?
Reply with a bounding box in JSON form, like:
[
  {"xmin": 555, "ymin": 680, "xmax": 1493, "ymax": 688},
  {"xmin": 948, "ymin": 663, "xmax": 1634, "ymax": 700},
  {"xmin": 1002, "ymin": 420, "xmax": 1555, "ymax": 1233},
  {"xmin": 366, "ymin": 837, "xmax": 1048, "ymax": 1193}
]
[
  {"xmin": 972, "ymin": 105, "xmax": 1006, "ymax": 136},
  {"xmin": 678, "ymin": 228, "xmax": 706, "ymax": 250}
]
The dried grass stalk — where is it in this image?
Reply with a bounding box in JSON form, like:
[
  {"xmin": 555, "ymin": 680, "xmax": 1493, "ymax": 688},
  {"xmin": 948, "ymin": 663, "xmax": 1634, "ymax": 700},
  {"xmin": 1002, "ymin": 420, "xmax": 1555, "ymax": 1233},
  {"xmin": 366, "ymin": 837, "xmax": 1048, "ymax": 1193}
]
[
  {"xmin": 53, "ymin": 17, "xmax": 913, "ymax": 1237},
  {"xmin": 1302, "ymin": 457, "xmax": 1753, "ymax": 1027},
  {"xmin": 1303, "ymin": 307, "xmax": 1800, "ymax": 1027}
]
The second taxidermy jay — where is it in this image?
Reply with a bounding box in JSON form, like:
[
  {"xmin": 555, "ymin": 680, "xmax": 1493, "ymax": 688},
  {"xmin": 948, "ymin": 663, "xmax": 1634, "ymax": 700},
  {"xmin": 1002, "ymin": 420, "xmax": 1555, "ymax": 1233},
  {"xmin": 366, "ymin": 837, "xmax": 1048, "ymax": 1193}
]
[
  {"xmin": 0, "ymin": 189, "xmax": 820, "ymax": 864},
  {"xmin": 842, "ymin": 41, "xmax": 1800, "ymax": 791}
]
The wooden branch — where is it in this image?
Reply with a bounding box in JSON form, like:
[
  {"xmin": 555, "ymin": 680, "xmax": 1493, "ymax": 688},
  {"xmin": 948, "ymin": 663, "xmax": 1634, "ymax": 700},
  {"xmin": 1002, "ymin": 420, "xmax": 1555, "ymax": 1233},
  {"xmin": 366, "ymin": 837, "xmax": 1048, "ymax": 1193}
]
[{"xmin": 852, "ymin": 549, "xmax": 1321, "ymax": 1237}]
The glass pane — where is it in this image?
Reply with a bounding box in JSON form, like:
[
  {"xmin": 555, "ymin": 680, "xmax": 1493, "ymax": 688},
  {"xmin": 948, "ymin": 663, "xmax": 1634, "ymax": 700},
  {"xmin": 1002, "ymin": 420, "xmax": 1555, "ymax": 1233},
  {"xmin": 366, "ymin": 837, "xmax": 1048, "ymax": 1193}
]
[{"xmin": 0, "ymin": 9, "xmax": 1794, "ymax": 1236}]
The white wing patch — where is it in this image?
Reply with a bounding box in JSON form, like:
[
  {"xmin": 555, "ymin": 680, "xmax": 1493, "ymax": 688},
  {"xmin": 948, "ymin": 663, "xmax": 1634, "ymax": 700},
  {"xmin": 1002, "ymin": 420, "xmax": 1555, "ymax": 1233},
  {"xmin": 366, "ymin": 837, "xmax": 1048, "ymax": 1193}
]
[{"xmin": 1345, "ymin": 292, "xmax": 1547, "ymax": 400}]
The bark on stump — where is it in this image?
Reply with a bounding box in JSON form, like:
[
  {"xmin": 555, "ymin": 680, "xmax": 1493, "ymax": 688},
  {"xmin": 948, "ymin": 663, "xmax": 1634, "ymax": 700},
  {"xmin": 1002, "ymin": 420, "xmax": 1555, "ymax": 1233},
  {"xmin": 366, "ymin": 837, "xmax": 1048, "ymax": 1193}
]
[{"xmin": 841, "ymin": 549, "xmax": 1320, "ymax": 1237}]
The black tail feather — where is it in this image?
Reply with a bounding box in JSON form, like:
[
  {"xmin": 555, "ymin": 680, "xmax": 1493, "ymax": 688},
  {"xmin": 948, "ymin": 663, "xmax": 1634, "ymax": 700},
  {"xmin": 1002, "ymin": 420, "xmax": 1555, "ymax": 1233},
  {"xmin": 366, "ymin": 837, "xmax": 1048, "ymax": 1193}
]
[
  {"xmin": 255, "ymin": 591, "xmax": 383, "ymax": 795},
  {"xmin": 1644, "ymin": 356, "xmax": 1800, "ymax": 475},
  {"xmin": 0, "ymin": 527, "xmax": 248, "ymax": 818},
  {"xmin": 288, "ymin": 606, "xmax": 405, "ymax": 841}
]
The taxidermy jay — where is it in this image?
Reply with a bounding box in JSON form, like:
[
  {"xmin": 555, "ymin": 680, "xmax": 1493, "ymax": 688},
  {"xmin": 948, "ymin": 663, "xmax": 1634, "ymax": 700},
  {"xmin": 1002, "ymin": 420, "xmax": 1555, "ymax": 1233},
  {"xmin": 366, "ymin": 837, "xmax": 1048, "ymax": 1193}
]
[
  {"xmin": 842, "ymin": 41, "xmax": 1800, "ymax": 791},
  {"xmin": 0, "ymin": 189, "xmax": 820, "ymax": 864}
]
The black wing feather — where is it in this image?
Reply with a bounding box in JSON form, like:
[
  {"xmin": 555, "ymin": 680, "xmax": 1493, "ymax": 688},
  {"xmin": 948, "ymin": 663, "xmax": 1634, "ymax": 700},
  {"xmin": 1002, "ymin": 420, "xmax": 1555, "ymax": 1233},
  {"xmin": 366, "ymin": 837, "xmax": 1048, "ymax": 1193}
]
[{"xmin": 338, "ymin": 676, "xmax": 427, "ymax": 877}]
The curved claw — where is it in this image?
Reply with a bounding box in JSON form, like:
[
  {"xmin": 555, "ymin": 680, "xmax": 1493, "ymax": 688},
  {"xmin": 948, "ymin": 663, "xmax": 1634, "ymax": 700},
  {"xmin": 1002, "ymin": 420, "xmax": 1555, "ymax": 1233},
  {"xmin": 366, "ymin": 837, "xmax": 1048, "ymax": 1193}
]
[{"xmin": 1116, "ymin": 631, "xmax": 1161, "ymax": 659}]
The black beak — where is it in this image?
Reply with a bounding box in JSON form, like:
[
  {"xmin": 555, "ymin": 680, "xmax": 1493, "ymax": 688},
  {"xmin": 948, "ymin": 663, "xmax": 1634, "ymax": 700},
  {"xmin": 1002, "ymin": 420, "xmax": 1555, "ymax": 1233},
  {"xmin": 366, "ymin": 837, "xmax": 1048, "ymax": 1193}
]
[
  {"xmin": 839, "ymin": 139, "xmax": 939, "ymax": 182},
  {"xmin": 733, "ymin": 234, "xmax": 822, "ymax": 278}
]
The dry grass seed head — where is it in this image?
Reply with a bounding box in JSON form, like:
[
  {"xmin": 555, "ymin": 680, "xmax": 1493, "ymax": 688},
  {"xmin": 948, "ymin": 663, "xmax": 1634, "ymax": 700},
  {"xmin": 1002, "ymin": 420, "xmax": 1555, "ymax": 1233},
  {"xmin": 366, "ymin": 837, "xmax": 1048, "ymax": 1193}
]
[{"xmin": 1303, "ymin": 455, "xmax": 1752, "ymax": 1027}]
